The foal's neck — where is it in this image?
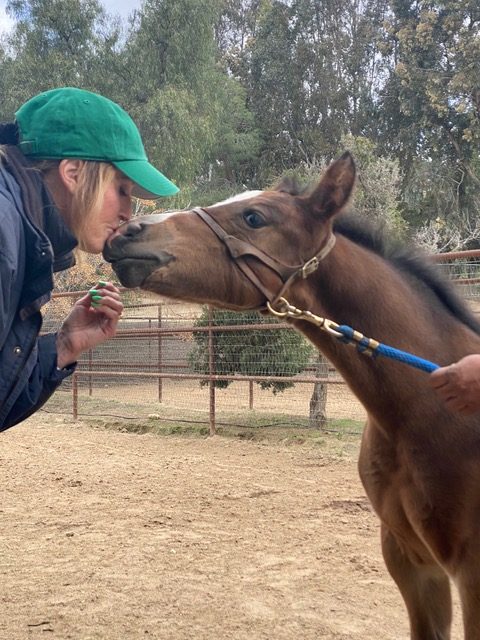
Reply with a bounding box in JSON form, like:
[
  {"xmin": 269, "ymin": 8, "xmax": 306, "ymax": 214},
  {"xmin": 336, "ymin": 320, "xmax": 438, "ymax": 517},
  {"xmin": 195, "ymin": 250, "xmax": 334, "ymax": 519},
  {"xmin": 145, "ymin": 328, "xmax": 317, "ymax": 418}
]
[{"xmin": 287, "ymin": 234, "xmax": 480, "ymax": 424}]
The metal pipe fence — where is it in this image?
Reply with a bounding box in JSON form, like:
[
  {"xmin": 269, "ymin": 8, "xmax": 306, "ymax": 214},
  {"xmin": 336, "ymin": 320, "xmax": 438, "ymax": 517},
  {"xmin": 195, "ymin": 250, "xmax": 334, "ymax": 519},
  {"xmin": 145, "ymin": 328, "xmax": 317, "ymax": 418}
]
[{"xmin": 41, "ymin": 251, "xmax": 480, "ymax": 433}]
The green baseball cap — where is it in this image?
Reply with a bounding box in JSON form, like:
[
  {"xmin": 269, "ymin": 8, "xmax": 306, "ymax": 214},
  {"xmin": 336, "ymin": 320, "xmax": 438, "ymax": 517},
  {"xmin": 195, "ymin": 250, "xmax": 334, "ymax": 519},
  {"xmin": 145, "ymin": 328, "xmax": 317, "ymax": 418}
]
[{"xmin": 15, "ymin": 87, "xmax": 179, "ymax": 199}]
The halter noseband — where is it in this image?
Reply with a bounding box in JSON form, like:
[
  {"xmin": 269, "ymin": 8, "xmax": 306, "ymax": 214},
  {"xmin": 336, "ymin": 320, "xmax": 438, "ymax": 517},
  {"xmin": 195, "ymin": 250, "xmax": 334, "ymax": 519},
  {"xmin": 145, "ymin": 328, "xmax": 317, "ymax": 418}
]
[{"xmin": 193, "ymin": 206, "xmax": 336, "ymax": 307}]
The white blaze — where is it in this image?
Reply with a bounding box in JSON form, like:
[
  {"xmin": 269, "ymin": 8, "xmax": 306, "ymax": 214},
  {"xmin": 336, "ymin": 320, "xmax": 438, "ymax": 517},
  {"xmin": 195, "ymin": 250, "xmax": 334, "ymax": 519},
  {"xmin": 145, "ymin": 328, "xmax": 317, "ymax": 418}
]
[{"xmin": 210, "ymin": 191, "xmax": 264, "ymax": 207}]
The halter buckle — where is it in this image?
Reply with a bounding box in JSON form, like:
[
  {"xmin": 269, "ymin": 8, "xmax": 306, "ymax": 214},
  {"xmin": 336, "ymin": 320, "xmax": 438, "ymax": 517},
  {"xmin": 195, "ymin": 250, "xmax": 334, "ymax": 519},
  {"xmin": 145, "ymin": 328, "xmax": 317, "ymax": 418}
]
[{"xmin": 301, "ymin": 257, "xmax": 319, "ymax": 278}]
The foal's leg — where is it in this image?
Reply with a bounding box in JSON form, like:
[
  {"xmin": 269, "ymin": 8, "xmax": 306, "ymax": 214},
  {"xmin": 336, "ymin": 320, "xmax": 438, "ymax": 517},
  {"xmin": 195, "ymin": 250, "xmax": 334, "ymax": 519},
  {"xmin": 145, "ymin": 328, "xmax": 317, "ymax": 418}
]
[
  {"xmin": 381, "ymin": 525, "xmax": 452, "ymax": 640},
  {"xmin": 457, "ymin": 569, "xmax": 480, "ymax": 640}
]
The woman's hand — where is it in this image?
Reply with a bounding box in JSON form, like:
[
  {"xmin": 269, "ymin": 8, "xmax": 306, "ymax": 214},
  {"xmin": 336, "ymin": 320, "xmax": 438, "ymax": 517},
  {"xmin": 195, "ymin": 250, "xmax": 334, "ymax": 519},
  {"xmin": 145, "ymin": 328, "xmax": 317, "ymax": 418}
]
[
  {"xmin": 56, "ymin": 281, "xmax": 123, "ymax": 368},
  {"xmin": 429, "ymin": 354, "xmax": 480, "ymax": 415}
]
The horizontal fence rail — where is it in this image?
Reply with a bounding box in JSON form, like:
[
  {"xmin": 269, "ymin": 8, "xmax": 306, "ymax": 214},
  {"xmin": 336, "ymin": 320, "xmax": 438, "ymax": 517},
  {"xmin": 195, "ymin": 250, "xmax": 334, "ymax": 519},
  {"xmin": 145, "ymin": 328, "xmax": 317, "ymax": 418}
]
[{"xmin": 41, "ymin": 250, "xmax": 480, "ymax": 433}]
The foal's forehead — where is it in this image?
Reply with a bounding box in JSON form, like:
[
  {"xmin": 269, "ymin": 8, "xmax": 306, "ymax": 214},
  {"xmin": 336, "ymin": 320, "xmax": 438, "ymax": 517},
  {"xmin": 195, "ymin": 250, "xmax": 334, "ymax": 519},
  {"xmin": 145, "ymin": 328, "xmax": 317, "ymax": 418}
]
[{"xmin": 210, "ymin": 190, "xmax": 264, "ymax": 207}]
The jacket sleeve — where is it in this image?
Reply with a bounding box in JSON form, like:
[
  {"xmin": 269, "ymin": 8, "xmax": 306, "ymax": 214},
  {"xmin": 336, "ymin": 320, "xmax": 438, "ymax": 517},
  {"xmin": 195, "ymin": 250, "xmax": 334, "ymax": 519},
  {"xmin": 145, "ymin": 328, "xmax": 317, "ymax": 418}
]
[{"xmin": 1, "ymin": 333, "xmax": 76, "ymax": 430}]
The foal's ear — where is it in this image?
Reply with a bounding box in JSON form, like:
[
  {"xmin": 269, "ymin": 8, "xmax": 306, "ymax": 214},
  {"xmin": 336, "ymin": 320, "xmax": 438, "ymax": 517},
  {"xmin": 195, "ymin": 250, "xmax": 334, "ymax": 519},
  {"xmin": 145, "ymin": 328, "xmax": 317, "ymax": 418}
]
[{"xmin": 304, "ymin": 152, "xmax": 356, "ymax": 219}]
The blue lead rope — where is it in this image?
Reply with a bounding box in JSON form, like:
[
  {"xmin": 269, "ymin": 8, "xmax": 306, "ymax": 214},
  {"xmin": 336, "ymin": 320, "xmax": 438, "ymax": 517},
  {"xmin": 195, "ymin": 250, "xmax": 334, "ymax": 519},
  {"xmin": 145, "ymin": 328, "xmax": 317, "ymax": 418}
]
[
  {"xmin": 266, "ymin": 299, "xmax": 441, "ymax": 374},
  {"xmin": 336, "ymin": 325, "xmax": 440, "ymax": 373}
]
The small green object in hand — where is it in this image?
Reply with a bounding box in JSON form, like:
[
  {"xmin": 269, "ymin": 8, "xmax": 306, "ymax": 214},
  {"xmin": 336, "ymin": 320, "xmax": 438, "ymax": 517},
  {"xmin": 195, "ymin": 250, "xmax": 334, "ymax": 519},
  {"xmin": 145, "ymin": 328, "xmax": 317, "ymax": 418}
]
[{"xmin": 89, "ymin": 287, "xmax": 103, "ymax": 308}]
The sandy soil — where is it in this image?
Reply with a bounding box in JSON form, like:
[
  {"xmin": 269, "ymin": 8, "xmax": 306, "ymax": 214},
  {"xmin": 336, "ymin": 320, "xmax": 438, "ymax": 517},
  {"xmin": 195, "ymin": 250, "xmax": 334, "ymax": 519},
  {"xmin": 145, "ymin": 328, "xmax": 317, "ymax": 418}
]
[{"xmin": 0, "ymin": 417, "xmax": 463, "ymax": 640}]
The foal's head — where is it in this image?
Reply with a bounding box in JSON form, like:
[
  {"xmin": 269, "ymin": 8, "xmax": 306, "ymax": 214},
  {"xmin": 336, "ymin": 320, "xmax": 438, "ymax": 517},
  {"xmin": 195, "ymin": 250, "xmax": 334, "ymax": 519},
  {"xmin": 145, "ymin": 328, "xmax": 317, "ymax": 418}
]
[{"xmin": 104, "ymin": 153, "xmax": 356, "ymax": 308}]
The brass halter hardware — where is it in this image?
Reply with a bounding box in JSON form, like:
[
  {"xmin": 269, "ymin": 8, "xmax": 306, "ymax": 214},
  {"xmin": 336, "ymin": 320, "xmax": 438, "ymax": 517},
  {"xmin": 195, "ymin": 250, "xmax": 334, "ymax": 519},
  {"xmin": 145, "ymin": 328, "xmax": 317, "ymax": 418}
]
[
  {"xmin": 266, "ymin": 297, "xmax": 344, "ymax": 338},
  {"xmin": 193, "ymin": 206, "xmax": 336, "ymax": 306}
]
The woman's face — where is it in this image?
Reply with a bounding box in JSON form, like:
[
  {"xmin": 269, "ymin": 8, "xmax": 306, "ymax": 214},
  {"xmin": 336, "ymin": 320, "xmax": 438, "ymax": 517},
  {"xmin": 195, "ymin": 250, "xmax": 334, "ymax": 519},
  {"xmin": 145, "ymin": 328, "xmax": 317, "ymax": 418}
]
[
  {"xmin": 82, "ymin": 172, "xmax": 134, "ymax": 253},
  {"xmin": 49, "ymin": 160, "xmax": 135, "ymax": 254}
]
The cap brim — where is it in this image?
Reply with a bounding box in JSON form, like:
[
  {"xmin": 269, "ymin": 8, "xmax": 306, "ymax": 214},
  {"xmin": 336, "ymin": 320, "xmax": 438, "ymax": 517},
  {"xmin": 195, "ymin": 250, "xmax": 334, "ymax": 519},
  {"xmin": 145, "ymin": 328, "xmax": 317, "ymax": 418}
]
[{"xmin": 113, "ymin": 159, "xmax": 179, "ymax": 199}]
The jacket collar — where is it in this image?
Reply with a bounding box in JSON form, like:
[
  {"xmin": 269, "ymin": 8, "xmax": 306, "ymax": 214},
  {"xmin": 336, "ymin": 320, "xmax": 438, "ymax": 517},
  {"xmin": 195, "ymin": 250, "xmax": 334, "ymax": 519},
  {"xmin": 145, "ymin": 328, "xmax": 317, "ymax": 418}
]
[{"xmin": 41, "ymin": 189, "xmax": 77, "ymax": 272}]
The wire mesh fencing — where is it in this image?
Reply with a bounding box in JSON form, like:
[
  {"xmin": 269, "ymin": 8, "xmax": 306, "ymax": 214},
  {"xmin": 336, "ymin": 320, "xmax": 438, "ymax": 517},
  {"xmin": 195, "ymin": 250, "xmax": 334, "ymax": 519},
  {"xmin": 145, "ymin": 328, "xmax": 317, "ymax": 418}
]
[
  {"xmin": 433, "ymin": 254, "xmax": 480, "ymax": 301},
  {"xmin": 40, "ymin": 254, "xmax": 480, "ymax": 434},
  {"xmin": 41, "ymin": 290, "xmax": 366, "ymax": 434}
]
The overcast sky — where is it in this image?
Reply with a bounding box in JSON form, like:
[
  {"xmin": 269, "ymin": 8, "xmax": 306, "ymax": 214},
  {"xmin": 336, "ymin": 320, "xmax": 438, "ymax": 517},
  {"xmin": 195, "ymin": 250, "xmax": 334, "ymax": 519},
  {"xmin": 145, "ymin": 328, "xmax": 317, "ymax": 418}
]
[{"xmin": 0, "ymin": 0, "xmax": 143, "ymax": 35}]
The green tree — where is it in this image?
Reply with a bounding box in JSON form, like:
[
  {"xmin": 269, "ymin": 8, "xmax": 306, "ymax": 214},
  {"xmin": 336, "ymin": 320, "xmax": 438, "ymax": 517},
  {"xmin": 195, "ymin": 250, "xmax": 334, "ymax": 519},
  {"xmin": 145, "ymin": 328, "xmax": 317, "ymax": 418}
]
[
  {"xmin": 188, "ymin": 308, "xmax": 315, "ymax": 393},
  {"xmin": 266, "ymin": 135, "xmax": 405, "ymax": 234},
  {"xmin": 121, "ymin": 0, "xmax": 260, "ymax": 187},
  {"xmin": 0, "ymin": 0, "xmax": 122, "ymax": 118},
  {"xmin": 342, "ymin": 135, "xmax": 404, "ymax": 233},
  {"xmin": 226, "ymin": 0, "xmax": 391, "ymax": 183},
  {"xmin": 379, "ymin": 0, "xmax": 480, "ymax": 228},
  {"xmin": 0, "ymin": 0, "xmax": 260, "ymax": 192}
]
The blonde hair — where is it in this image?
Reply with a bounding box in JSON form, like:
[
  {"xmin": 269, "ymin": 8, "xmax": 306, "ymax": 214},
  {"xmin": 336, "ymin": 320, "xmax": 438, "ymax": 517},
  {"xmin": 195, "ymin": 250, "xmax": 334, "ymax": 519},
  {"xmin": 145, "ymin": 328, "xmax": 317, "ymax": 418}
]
[{"xmin": 34, "ymin": 159, "xmax": 118, "ymax": 250}]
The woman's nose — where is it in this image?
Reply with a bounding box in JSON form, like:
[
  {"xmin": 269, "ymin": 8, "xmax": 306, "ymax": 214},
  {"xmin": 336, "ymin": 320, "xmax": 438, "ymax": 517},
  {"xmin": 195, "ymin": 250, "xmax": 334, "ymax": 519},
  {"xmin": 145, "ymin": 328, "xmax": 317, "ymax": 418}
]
[{"xmin": 119, "ymin": 204, "xmax": 133, "ymax": 225}]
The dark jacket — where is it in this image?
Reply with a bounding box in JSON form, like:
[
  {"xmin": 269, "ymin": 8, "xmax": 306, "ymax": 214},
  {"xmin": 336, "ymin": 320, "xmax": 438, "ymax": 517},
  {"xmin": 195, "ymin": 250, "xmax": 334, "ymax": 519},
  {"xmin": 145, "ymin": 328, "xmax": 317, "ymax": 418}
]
[{"xmin": 0, "ymin": 145, "xmax": 78, "ymax": 431}]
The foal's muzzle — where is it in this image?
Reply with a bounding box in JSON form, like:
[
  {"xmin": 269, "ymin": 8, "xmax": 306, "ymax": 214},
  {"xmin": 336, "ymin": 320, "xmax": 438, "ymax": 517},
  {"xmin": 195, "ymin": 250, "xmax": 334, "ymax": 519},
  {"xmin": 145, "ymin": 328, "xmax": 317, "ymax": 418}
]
[{"xmin": 103, "ymin": 219, "xmax": 175, "ymax": 288}]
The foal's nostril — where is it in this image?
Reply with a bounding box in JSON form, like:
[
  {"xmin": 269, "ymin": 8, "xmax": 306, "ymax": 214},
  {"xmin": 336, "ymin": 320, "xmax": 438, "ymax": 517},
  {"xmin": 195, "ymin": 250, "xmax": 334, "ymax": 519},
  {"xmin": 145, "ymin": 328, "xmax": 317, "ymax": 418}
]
[{"xmin": 121, "ymin": 220, "xmax": 144, "ymax": 238}]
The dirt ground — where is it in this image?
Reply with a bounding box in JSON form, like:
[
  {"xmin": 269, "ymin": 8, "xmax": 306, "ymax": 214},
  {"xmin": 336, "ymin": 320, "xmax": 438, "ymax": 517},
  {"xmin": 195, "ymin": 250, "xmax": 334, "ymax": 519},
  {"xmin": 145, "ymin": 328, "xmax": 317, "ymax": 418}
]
[{"xmin": 0, "ymin": 417, "xmax": 463, "ymax": 640}]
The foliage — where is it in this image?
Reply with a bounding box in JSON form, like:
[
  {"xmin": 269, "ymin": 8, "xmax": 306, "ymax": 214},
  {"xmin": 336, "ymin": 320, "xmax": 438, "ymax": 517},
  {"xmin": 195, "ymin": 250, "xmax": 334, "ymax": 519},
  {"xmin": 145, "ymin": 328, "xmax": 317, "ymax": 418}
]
[
  {"xmin": 188, "ymin": 307, "xmax": 315, "ymax": 393},
  {"xmin": 267, "ymin": 134, "xmax": 405, "ymax": 234},
  {"xmin": 378, "ymin": 0, "xmax": 480, "ymax": 227},
  {"xmin": 53, "ymin": 251, "xmax": 114, "ymax": 292},
  {"xmin": 341, "ymin": 135, "xmax": 405, "ymax": 234},
  {"xmin": 0, "ymin": 0, "xmax": 121, "ymax": 118},
  {"xmin": 225, "ymin": 0, "xmax": 391, "ymax": 184},
  {"xmin": 119, "ymin": 0, "xmax": 260, "ymax": 187},
  {"xmin": 0, "ymin": 0, "xmax": 478, "ymax": 243}
]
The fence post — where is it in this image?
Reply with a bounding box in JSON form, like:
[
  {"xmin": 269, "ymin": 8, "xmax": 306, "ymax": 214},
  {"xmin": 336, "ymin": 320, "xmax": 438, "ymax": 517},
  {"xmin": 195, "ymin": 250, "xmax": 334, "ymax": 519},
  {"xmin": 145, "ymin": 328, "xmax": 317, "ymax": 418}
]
[
  {"xmin": 158, "ymin": 303, "xmax": 163, "ymax": 403},
  {"xmin": 72, "ymin": 371, "xmax": 78, "ymax": 421},
  {"xmin": 208, "ymin": 306, "xmax": 216, "ymax": 435},
  {"xmin": 249, "ymin": 380, "xmax": 254, "ymax": 410},
  {"xmin": 88, "ymin": 349, "xmax": 93, "ymax": 396}
]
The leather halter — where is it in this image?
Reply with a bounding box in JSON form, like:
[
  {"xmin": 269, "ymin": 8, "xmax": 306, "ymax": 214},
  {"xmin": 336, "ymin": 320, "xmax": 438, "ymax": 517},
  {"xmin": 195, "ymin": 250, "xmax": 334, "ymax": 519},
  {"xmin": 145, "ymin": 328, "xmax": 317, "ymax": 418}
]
[{"xmin": 193, "ymin": 206, "xmax": 336, "ymax": 307}]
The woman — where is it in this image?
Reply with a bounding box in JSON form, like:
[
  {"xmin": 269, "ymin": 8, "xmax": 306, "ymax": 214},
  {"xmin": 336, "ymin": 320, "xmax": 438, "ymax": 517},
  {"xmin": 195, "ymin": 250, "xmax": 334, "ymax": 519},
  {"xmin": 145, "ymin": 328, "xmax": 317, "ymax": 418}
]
[{"xmin": 0, "ymin": 87, "xmax": 178, "ymax": 431}]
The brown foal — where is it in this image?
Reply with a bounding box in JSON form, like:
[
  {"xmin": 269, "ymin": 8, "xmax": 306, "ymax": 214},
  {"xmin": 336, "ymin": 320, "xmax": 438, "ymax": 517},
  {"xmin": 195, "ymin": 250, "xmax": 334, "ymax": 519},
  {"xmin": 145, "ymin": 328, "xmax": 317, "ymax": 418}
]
[{"xmin": 104, "ymin": 153, "xmax": 480, "ymax": 639}]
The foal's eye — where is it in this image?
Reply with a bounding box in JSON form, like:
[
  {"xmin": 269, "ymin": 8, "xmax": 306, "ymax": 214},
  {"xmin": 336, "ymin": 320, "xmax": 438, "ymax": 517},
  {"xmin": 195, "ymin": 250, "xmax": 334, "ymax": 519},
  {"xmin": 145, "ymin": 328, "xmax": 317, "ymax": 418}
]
[{"xmin": 243, "ymin": 209, "xmax": 266, "ymax": 228}]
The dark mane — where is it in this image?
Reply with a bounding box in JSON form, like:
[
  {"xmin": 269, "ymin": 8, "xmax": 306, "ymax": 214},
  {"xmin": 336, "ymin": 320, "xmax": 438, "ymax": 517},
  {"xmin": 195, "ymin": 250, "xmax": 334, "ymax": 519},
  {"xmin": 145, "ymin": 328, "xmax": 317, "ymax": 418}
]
[
  {"xmin": 333, "ymin": 212, "xmax": 480, "ymax": 335},
  {"xmin": 272, "ymin": 177, "xmax": 480, "ymax": 335}
]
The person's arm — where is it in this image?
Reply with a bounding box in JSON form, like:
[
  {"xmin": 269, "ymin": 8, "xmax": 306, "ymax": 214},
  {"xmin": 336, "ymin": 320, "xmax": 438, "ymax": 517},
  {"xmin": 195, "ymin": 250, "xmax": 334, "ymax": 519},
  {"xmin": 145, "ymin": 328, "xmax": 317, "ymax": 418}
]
[
  {"xmin": 1, "ymin": 283, "xmax": 123, "ymax": 430},
  {"xmin": 0, "ymin": 194, "xmax": 70, "ymax": 427},
  {"xmin": 429, "ymin": 354, "xmax": 480, "ymax": 415}
]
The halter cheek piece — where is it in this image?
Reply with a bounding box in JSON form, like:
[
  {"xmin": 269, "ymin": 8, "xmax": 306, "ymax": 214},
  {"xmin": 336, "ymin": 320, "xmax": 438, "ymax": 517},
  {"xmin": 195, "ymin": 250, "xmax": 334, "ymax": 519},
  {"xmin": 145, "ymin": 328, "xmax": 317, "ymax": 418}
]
[{"xmin": 192, "ymin": 207, "xmax": 336, "ymax": 308}]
